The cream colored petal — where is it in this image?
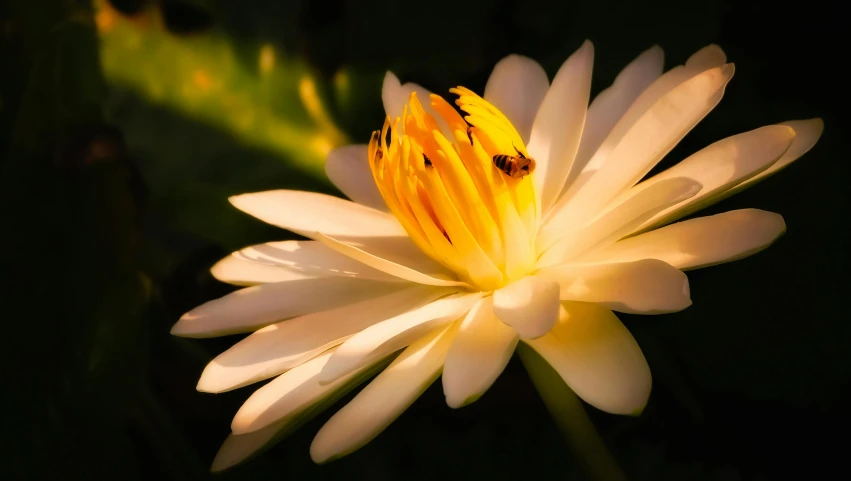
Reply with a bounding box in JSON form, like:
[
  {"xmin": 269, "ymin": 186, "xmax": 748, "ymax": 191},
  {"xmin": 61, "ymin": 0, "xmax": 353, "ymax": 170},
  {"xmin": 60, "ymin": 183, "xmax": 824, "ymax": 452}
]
[
  {"xmin": 171, "ymin": 277, "xmax": 403, "ymax": 338},
  {"xmin": 580, "ymin": 209, "xmax": 786, "ymax": 271},
  {"xmin": 576, "ymin": 45, "xmax": 726, "ymax": 179},
  {"xmin": 229, "ymin": 190, "xmax": 405, "ymax": 238},
  {"xmin": 493, "ymin": 276, "xmax": 560, "ymax": 339},
  {"xmin": 313, "ymin": 232, "xmax": 466, "ymax": 287},
  {"xmin": 537, "ymin": 259, "xmax": 691, "ymax": 314},
  {"xmin": 319, "ymin": 292, "xmax": 481, "ymax": 383},
  {"xmin": 527, "ymin": 40, "xmax": 594, "ymax": 214},
  {"xmin": 196, "ymin": 286, "xmax": 452, "ymax": 393},
  {"xmin": 484, "ymin": 54, "xmax": 550, "ymax": 143},
  {"xmin": 539, "ymin": 64, "xmax": 733, "ymax": 252},
  {"xmin": 569, "ymin": 46, "xmax": 665, "ymax": 188},
  {"xmin": 524, "ymin": 302, "xmax": 651, "ymax": 415},
  {"xmin": 627, "ymin": 124, "xmax": 796, "ymax": 232},
  {"xmin": 538, "ymin": 178, "xmax": 701, "ymax": 267},
  {"xmin": 442, "ymin": 297, "xmax": 518, "ymax": 408},
  {"xmin": 325, "ymin": 144, "xmax": 388, "ymax": 212},
  {"xmin": 214, "ymin": 240, "xmax": 403, "ymax": 285},
  {"xmin": 230, "ymin": 349, "xmax": 384, "ymax": 435},
  {"xmin": 310, "ymin": 323, "xmax": 456, "ymax": 463},
  {"xmin": 717, "ymin": 118, "xmax": 824, "ymax": 199},
  {"xmin": 211, "ymin": 423, "xmax": 283, "ymax": 472},
  {"xmin": 211, "ymin": 255, "xmax": 312, "ymax": 286}
]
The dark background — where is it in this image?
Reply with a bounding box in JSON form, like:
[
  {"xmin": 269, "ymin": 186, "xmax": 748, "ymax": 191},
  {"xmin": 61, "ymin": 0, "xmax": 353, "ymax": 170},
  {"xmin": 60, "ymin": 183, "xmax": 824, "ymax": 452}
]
[{"xmin": 2, "ymin": 0, "xmax": 848, "ymax": 480}]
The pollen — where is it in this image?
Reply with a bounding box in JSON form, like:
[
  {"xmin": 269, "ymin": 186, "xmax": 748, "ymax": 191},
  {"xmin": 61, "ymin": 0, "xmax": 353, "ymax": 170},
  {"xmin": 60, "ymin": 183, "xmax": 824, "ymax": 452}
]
[{"xmin": 368, "ymin": 88, "xmax": 539, "ymax": 290}]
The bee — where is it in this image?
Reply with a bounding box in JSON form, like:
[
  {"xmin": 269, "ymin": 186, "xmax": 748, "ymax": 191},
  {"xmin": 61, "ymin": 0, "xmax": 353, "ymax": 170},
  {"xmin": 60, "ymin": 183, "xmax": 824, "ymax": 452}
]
[{"xmin": 493, "ymin": 145, "xmax": 536, "ymax": 179}]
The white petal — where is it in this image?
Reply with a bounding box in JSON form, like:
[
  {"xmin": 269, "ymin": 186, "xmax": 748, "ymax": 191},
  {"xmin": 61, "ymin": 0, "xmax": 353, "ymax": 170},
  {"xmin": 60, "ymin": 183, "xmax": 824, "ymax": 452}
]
[
  {"xmin": 310, "ymin": 323, "xmax": 456, "ymax": 463},
  {"xmin": 625, "ymin": 124, "xmax": 796, "ymax": 232},
  {"xmin": 580, "ymin": 209, "xmax": 786, "ymax": 271},
  {"xmin": 325, "ymin": 145, "xmax": 388, "ymax": 212},
  {"xmin": 230, "ymin": 349, "xmax": 383, "ymax": 435},
  {"xmin": 319, "ymin": 292, "xmax": 481, "ymax": 383},
  {"xmin": 537, "ymin": 259, "xmax": 691, "ymax": 314},
  {"xmin": 527, "ymin": 40, "xmax": 594, "ymax": 214},
  {"xmin": 493, "ymin": 276, "xmax": 560, "ymax": 339},
  {"xmin": 442, "ymin": 297, "xmax": 518, "ymax": 408},
  {"xmin": 576, "ymin": 45, "xmax": 727, "ymax": 179},
  {"xmin": 538, "ymin": 178, "xmax": 701, "ymax": 267},
  {"xmin": 196, "ymin": 286, "xmax": 451, "ymax": 393},
  {"xmin": 313, "ymin": 232, "xmax": 466, "ymax": 287},
  {"xmin": 570, "ymin": 46, "xmax": 665, "ymax": 188},
  {"xmin": 171, "ymin": 277, "xmax": 403, "ymax": 338},
  {"xmin": 524, "ymin": 302, "xmax": 651, "ymax": 415},
  {"xmin": 211, "ymin": 255, "xmax": 312, "ymax": 286},
  {"xmin": 229, "ymin": 190, "xmax": 405, "ymax": 238},
  {"xmin": 724, "ymin": 118, "xmax": 824, "ymax": 195},
  {"xmin": 484, "ymin": 54, "xmax": 550, "ymax": 143},
  {"xmin": 539, "ymin": 64, "xmax": 733, "ymax": 252},
  {"xmin": 211, "ymin": 240, "xmax": 402, "ymax": 286}
]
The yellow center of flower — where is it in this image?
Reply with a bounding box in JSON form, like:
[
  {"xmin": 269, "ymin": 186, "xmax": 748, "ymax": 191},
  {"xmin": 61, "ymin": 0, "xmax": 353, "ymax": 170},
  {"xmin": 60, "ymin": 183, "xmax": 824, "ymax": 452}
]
[{"xmin": 368, "ymin": 88, "xmax": 539, "ymax": 291}]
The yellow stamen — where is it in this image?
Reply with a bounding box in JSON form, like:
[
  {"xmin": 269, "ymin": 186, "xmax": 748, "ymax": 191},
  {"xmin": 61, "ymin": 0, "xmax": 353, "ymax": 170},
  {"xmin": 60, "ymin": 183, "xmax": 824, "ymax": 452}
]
[{"xmin": 368, "ymin": 87, "xmax": 539, "ymax": 290}]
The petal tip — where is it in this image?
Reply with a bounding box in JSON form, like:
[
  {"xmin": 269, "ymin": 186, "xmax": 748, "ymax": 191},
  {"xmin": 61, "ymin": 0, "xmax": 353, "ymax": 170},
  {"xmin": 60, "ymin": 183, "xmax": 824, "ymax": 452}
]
[{"xmin": 170, "ymin": 318, "xmax": 195, "ymax": 337}]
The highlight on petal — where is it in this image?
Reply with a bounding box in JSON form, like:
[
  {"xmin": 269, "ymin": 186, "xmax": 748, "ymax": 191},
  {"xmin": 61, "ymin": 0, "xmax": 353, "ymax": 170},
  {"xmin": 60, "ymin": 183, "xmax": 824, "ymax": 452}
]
[
  {"xmin": 493, "ymin": 276, "xmax": 560, "ymax": 339},
  {"xmin": 725, "ymin": 118, "xmax": 824, "ymax": 195},
  {"xmin": 325, "ymin": 144, "xmax": 388, "ymax": 211},
  {"xmin": 319, "ymin": 292, "xmax": 481, "ymax": 384},
  {"xmin": 313, "ymin": 232, "xmax": 466, "ymax": 287},
  {"xmin": 310, "ymin": 323, "xmax": 456, "ymax": 463},
  {"xmin": 211, "ymin": 254, "xmax": 312, "ymax": 286},
  {"xmin": 171, "ymin": 277, "xmax": 403, "ymax": 338},
  {"xmin": 442, "ymin": 297, "xmax": 519, "ymax": 408},
  {"xmin": 570, "ymin": 45, "xmax": 665, "ymax": 187},
  {"xmin": 537, "ymin": 259, "xmax": 691, "ymax": 314},
  {"xmin": 196, "ymin": 286, "xmax": 452, "ymax": 393},
  {"xmin": 539, "ymin": 177, "xmax": 702, "ymax": 267},
  {"xmin": 229, "ymin": 190, "xmax": 406, "ymax": 238},
  {"xmin": 231, "ymin": 349, "xmax": 391, "ymax": 435},
  {"xmin": 580, "ymin": 209, "xmax": 787, "ymax": 271},
  {"xmin": 539, "ymin": 63, "xmax": 734, "ymax": 251},
  {"xmin": 627, "ymin": 124, "xmax": 796, "ymax": 232},
  {"xmin": 528, "ymin": 40, "xmax": 594, "ymax": 214},
  {"xmin": 524, "ymin": 302, "xmax": 651, "ymax": 415},
  {"xmin": 484, "ymin": 54, "xmax": 550, "ymax": 144},
  {"xmin": 576, "ymin": 45, "xmax": 727, "ymax": 180},
  {"xmin": 211, "ymin": 240, "xmax": 403, "ymax": 286}
]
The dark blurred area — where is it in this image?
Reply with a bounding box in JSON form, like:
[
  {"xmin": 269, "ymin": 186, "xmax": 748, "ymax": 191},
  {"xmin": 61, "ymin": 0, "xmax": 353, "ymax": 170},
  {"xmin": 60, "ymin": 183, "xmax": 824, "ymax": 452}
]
[{"xmin": 1, "ymin": 0, "xmax": 848, "ymax": 480}]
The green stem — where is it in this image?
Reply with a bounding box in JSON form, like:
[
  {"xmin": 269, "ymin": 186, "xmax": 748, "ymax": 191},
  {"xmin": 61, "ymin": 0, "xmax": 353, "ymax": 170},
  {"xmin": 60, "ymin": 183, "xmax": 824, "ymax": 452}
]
[{"xmin": 517, "ymin": 343, "xmax": 627, "ymax": 481}]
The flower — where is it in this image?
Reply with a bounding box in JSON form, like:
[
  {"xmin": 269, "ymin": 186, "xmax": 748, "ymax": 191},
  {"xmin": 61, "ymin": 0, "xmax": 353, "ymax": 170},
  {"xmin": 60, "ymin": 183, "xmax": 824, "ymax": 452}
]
[{"xmin": 171, "ymin": 41, "xmax": 822, "ymax": 470}]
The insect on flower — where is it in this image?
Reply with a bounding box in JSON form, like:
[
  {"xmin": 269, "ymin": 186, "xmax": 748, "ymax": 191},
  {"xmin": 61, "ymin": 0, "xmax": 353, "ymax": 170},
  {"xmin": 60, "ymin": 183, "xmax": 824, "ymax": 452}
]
[{"xmin": 171, "ymin": 41, "xmax": 823, "ymax": 471}]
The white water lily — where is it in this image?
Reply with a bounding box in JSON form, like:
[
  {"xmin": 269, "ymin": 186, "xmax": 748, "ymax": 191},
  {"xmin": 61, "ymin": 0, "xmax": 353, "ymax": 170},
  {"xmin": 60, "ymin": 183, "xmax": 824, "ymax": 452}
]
[{"xmin": 172, "ymin": 41, "xmax": 822, "ymax": 471}]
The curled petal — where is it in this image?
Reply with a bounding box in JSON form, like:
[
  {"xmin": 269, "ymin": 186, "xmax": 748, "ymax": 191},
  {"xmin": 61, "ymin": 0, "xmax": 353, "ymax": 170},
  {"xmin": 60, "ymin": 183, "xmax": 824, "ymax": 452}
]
[{"xmin": 493, "ymin": 276, "xmax": 561, "ymax": 339}]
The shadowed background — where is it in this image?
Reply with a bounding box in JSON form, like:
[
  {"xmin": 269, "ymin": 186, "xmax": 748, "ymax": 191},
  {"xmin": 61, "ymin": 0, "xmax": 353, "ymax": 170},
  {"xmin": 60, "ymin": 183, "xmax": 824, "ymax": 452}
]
[{"xmin": 1, "ymin": 0, "xmax": 848, "ymax": 480}]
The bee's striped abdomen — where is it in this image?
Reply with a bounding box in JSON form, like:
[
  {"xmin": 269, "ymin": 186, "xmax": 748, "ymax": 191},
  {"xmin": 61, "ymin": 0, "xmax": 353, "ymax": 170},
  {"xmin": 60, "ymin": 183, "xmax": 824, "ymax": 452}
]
[{"xmin": 493, "ymin": 154, "xmax": 512, "ymax": 174}]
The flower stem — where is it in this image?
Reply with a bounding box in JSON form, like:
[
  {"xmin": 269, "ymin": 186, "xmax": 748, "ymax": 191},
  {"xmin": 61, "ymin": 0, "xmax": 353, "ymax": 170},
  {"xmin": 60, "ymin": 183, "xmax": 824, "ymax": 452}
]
[{"xmin": 517, "ymin": 343, "xmax": 627, "ymax": 481}]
